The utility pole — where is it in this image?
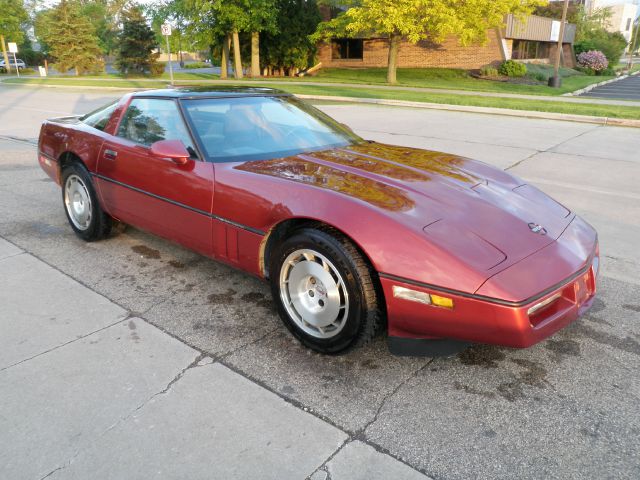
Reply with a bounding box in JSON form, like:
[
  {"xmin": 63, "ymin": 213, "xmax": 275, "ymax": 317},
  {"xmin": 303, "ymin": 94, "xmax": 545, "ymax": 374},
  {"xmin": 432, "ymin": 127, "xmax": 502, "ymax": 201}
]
[
  {"xmin": 629, "ymin": 18, "xmax": 640, "ymax": 70},
  {"xmin": 549, "ymin": 0, "xmax": 570, "ymax": 88}
]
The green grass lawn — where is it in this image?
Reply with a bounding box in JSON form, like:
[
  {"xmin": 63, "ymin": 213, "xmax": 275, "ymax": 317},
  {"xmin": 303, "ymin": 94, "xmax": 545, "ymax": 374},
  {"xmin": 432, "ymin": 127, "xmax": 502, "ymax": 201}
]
[
  {"xmin": 5, "ymin": 76, "xmax": 640, "ymax": 120},
  {"xmin": 10, "ymin": 66, "xmax": 615, "ymax": 96},
  {"xmin": 291, "ymin": 67, "xmax": 613, "ymax": 96}
]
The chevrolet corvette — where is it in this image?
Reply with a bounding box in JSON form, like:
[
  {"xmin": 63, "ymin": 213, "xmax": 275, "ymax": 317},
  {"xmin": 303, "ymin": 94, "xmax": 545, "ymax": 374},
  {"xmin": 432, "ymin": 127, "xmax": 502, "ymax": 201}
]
[{"xmin": 38, "ymin": 87, "xmax": 598, "ymax": 356}]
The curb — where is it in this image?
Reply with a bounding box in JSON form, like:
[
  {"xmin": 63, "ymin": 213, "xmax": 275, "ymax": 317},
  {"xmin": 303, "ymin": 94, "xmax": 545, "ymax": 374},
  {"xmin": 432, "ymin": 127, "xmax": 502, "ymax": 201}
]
[
  {"xmin": 297, "ymin": 94, "xmax": 640, "ymax": 128},
  {"xmin": 565, "ymin": 70, "xmax": 640, "ymax": 96}
]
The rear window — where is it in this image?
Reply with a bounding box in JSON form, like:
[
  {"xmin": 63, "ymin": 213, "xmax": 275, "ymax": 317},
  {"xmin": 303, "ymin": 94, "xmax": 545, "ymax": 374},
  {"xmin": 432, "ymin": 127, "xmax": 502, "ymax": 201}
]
[{"xmin": 81, "ymin": 102, "xmax": 117, "ymax": 132}]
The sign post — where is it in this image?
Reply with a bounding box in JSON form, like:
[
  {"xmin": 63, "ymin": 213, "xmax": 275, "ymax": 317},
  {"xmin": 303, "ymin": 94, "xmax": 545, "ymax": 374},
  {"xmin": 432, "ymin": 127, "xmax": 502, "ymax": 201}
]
[
  {"xmin": 161, "ymin": 22, "xmax": 173, "ymax": 86},
  {"xmin": 8, "ymin": 42, "xmax": 18, "ymax": 78}
]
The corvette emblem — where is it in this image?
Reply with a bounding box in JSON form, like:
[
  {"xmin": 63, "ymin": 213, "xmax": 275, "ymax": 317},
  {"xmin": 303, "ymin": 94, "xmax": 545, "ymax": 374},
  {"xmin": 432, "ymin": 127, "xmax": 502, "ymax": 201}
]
[{"xmin": 528, "ymin": 222, "xmax": 547, "ymax": 235}]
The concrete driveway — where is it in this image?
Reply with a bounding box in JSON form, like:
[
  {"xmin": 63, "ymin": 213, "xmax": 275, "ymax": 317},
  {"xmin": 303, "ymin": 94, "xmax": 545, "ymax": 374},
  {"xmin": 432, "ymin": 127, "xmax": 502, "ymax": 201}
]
[{"xmin": 0, "ymin": 85, "xmax": 638, "ymax": 480}]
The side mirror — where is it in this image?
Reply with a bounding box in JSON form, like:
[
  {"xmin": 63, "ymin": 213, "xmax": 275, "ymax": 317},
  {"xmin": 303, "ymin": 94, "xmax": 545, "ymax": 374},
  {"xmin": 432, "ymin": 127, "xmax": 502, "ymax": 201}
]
[{"xmin": 150, "ymin": 139, "xmax": 190, "ymax": 165}]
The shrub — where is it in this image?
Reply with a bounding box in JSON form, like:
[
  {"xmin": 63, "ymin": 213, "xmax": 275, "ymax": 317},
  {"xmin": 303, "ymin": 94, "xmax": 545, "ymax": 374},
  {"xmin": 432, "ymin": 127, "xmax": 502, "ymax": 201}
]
[
  {"xmin": 577, "ymin": 50, "xmax": 608, "ymax": 72},
  {"xmin": 149, "ymin": 61, "xmax": 165, "ymax": 77},
  {"xmin": 498, "ymin": 60, "xmax": 527, "ymax": 77},
  {"xmin": 599, "ymin": 67, "xmax": 616, "ymax": 76},
  {"xmin": 479, "ymin": 65, "xmax": 499, "ymax": 77},
  {"xmin": 20, "ymin": 68, "xmax": 36, "ymax": 75},
  {"xmin": 183, "ymin": 61, "xmax": 210, "ymax": 69},
  {"xmin": 574, "ymin": 31, "xmax": 627, "ymax": 67}
]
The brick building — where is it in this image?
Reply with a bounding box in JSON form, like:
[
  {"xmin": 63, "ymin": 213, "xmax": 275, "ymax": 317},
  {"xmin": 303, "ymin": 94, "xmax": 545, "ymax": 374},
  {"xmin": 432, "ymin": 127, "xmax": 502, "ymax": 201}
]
[{"xmin": 318, "ymin": 14, "xmax": 577, "ymax": 70}]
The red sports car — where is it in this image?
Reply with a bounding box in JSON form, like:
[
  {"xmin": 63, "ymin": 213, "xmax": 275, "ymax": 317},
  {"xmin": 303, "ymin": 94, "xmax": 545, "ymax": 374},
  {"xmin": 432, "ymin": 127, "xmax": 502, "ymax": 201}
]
[{"xmin": 38, "ymin": 87, "xmax": 598, "ymax": 356}]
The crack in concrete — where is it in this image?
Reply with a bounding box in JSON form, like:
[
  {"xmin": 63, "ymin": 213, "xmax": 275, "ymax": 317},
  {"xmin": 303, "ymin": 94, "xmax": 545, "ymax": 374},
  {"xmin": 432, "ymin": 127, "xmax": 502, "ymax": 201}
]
[
  {"xmin": 360, "ymin": 358, "xmax": 434, "ymax": 438},
  {"xmin": 219, "ymin": 326, "xmax": 281, "ymax": 361},
  {"xmin": 305, "ymin": 438, "xmax": 349, "ymax": 480},
  {"xmin": 35, "ymin": 353, "xmax": 209, "ymax": 479},
  {"xmin": 39, "ymin": 464, "xmax": 67, "ymax": 480},
  {"xmin": 505, "ymin": 124, "xmax": 602, "ymax": 171},
  {"xmin": 145, "ymin": 353, "xmax": 208, "ymax": 401}
]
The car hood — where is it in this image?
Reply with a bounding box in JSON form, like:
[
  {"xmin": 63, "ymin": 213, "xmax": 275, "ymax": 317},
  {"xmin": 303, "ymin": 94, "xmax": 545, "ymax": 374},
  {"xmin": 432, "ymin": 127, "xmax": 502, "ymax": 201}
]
[{"xmin": 236, "ymin": 142, "xmax": 573, "ymax": 273}]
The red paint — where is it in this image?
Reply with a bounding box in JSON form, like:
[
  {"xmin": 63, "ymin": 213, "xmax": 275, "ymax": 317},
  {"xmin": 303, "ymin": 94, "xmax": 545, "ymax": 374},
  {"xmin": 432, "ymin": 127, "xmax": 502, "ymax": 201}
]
[{"xmin": 37, "ymin": 88, "xmax": 598, "ymax": 350}]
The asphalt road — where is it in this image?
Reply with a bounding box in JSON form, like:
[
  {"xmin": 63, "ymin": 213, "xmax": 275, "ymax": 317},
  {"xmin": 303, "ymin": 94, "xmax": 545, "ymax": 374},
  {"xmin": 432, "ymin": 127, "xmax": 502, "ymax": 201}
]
[
  {"xmin": 582, "ymin": 73, "xmax": 640, "ymax": 100},
  {"xmin": 0, "ymin": 85, "xmax": 639, "ymax": 479}
]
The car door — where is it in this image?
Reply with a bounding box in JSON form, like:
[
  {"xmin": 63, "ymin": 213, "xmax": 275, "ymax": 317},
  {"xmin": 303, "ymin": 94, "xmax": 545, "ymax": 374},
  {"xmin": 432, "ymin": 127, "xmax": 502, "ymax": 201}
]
[{"xmin": 96, "ymin": 97, "xmax": 214, "ymax": 255}]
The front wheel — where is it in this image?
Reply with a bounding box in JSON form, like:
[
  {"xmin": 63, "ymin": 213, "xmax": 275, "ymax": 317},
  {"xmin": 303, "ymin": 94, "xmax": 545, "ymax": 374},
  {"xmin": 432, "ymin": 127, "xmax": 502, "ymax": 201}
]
[
  {"xmin": 269, "ymin": 227, "xmax": 383, "ymax": 354},
  {"xmin": 61, "ymin": 163, "xmax": 112, "ymax": 241}
]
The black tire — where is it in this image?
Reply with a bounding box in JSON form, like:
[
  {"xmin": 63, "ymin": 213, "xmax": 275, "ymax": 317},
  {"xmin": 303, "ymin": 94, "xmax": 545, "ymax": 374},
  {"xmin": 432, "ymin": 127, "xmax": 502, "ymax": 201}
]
[
  {"xmin": 61, "ymin": 162, "xmax": 112, "ymax": 241},
  {"xmin": 269, "ymin": 226, "xmax": 384, "ymax": 354}
]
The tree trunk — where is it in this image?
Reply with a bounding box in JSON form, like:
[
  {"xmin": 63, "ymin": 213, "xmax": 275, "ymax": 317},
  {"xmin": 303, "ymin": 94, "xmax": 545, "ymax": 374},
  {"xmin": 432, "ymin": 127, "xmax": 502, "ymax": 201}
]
[
  {"xmin": 251, "ymin": 32, "xmax": 260, "ymax": 77},
  {"xmin": 0, "ymin": 35, "xmax": 10, "ymax": 75},
  {"xmin": 387, "ymin": 33, "xmax": 400, "ymax": 84},
  {"xmin": 220, "ymin": 35, "xmax": 230, "ymax": 79},
  {"xmin": 232, "ymin": 30, "xmax": 243, "ymax": 79}
]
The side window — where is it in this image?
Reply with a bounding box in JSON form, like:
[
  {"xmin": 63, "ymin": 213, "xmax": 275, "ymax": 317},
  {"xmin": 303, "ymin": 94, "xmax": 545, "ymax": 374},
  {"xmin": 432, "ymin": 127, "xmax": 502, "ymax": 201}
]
[
  {"xmin": 82, "ymin": 102, "xmax": 117, "ymax": 132},
  {"xmin": 117, "ymin": 98, "xmax": 196, "ymax": 156}
]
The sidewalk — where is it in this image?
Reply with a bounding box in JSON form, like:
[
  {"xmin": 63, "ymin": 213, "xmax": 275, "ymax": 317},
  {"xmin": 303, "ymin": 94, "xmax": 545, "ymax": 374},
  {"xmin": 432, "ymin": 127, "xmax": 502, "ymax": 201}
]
[{"xmin": 0, "ymin": 237, "xmax": 429, "ymax": 480}]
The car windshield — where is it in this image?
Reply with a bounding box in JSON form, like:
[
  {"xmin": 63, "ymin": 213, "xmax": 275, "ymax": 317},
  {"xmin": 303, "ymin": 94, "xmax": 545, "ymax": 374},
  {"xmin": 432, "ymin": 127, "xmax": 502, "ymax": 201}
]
[{"xmin": 180, "ymin": 95, "xmax": 362, "ymax": 162}]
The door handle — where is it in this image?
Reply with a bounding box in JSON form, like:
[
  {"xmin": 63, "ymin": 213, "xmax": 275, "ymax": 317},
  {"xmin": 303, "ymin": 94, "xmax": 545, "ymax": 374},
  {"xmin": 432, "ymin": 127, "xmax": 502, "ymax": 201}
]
[{"xmin": 103, "ymin": 149, "xmax": 118, "ymax": 160}]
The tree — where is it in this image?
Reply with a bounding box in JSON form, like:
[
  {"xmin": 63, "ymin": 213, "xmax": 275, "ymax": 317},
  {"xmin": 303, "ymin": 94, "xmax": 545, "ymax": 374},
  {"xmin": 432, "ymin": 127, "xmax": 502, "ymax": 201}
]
[
  {"xmin": 314, "ymin": 0, "xmax": 544, "ymax": 84},
  {"xmin": 0, "ymin": 0, "xmax": 29, "ymax": 71},
  {"xmin": 116, "ymin": 6, "xmax": 162, "ymax": 76},
  {"xmin": 41, "ymin": 0, "xmax": 103, "ymax": 75},
  {"xmin": 80, "ymin": 0, "xmax": 119, "ymax": 55},
  {"xmin": 191, "ymin": 0, "xmax": 248, "ymax": 78},
  {"xmin": 261, "ymin": 0, "xmax": 321, "ymax": 75},
  {"xmin": 245, "ymin": 0, "xmax": 278, "ymax": 77},
  {"xmin": 573, "ymin": 6, "xmax": 628, "ymax": 67}
]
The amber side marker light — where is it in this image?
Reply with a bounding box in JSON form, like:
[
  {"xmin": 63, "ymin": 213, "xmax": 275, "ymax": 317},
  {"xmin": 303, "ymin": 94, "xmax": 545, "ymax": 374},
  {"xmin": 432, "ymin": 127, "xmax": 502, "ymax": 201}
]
[{"xmin": 392, "ymin": 286, "xmax": 454, "ymax": 309}]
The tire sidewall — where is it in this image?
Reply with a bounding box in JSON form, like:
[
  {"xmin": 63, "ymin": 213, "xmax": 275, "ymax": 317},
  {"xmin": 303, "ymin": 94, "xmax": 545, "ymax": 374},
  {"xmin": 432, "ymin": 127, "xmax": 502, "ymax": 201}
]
[
  {"xmin": 270, "ymin": 229, "xmax": 369, "ymax": 354},
  {"xmin": 61, "ymin": 163, "xmax": 103, "ymax": 241}
]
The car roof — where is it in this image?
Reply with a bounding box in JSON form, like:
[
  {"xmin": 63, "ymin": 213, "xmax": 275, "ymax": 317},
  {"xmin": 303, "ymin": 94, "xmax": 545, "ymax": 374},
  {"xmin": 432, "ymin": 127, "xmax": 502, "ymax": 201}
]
[{"xmin": 132, "ymin": 86, "xmax": 290, "ymax": 99}]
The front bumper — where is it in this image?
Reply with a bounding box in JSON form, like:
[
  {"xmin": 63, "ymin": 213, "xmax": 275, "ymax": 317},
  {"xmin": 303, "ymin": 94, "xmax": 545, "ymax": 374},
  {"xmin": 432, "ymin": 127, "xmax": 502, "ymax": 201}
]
[
  {"xmin": 382, "ymin": 259, "xmax": 597, "ymax": 348},
  {"xmin": 382, "ymin": 215, "xmax": 598, "ymax": 350}
]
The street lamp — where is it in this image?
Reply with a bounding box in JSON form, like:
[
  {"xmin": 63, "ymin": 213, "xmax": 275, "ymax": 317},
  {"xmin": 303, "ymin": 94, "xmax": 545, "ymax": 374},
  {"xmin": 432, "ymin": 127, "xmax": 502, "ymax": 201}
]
[{"xmin": 549, "ymin": 0, "xmax": 570, "ymax": 88}]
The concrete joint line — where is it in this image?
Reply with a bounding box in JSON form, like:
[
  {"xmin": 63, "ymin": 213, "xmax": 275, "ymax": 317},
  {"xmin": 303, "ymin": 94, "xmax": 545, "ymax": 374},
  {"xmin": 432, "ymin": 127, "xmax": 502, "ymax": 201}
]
[
  {"xmin": 0, "ymin": 315, "xmax": 127, "ymax": 372},
  {"xmin": 0, "ymin": 251, "xmax": 26, "ymax": 262}
]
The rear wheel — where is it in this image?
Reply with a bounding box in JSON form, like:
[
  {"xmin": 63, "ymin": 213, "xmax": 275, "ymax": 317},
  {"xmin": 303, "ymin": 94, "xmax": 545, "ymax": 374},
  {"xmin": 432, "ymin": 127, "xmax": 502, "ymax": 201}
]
[
  {"xmin": 270, "ymin": 227, "xmax": 383, "ymax": 354},
  {"xmin": 61, "ymin": 163, "xmax": 112, "ymax": 241}
]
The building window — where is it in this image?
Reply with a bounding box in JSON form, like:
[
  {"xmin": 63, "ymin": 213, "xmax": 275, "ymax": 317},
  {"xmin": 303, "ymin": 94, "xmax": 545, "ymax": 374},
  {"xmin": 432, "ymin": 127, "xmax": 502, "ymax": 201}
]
[
  {"xmin": 331, "ymin": 39, "xmax": 364, "ymax": 60},
  {"xmin": 626, "ymin": 18, "xmax": 632, "ymax": 31},
  {"xmin": 511, "ymin": 40, "xmax": 550, "ymax": 60}
]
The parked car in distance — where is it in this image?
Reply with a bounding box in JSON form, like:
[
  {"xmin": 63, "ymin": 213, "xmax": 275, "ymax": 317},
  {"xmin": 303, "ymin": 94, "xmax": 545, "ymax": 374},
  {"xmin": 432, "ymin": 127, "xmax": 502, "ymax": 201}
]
[
  {"xmin": 0, "ymin": 58, "xmax": 26, "ymax": 71},
  {"xmin": 37, "ymin": 87, "xmax": 599, "ymax": 357}
]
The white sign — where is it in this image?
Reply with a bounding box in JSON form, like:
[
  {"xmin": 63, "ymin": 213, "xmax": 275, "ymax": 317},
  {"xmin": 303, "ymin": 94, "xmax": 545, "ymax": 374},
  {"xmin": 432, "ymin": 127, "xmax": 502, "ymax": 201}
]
[
  {"xmin": 38, "ymin": 66, "xmax": 47, "ymax": 77},
  {"xmin": 161, "ymin": 23, "xmax": 172, "ymax": 36},
  {"xmin": 550, "ymin": 21, "xmax": 561, "ymax": 42},
  {"xmin": 7, "ymin": 42, "xmax": 17, "ymax": 53}
]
